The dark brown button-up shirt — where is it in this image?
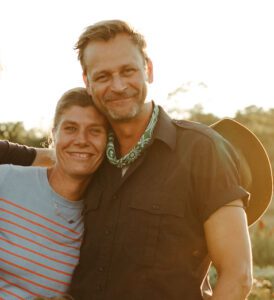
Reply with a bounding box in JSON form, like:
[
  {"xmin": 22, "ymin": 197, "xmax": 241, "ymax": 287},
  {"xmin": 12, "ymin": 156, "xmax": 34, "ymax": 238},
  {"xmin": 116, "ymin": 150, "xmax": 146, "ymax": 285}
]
[{"xmin": 70, "ymin": 108, "xmax": 248, "ymax": 300}]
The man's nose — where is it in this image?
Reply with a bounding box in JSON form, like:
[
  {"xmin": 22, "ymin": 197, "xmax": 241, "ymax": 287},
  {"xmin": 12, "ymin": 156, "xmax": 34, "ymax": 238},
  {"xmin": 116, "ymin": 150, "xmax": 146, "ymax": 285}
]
[{"xmin": 111, "ymin": 75, "xmax": 127, "ymax": 92}]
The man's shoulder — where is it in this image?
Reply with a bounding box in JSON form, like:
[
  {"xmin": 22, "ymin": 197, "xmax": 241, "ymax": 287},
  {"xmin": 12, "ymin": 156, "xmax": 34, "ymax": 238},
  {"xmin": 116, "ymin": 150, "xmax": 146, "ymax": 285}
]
[
  {"xmin": 172, "ymin": 119, "xmax": 208, "ymax": 130},
  {"xmin": 172, "ymin": 119, "xmax": 219, "ymax": 141}
]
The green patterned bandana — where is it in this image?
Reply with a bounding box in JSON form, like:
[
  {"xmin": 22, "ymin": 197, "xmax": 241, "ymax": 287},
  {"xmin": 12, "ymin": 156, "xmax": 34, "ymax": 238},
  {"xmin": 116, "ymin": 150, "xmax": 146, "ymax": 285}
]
[{"xmin": 106, "ymin": 105, "xmax": 159, "ymax": 168}]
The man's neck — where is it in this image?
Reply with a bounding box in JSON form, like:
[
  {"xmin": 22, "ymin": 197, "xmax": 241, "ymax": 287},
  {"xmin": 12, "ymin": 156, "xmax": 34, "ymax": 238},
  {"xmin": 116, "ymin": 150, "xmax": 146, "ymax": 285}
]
[{"xmin": 110, "ymin": 102, "xmax": 153, "ymax": 157}]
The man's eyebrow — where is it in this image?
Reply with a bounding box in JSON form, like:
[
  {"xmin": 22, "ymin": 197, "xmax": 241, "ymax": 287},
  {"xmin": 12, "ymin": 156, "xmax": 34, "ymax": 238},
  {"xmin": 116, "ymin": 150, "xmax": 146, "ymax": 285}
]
[
  {"xmin": 92, "ymin": 70, "xmax": 109, "ymax": 77},
  {"xmin": 92, "ymin": 64, "xmax": 135, "ymax": 76}
]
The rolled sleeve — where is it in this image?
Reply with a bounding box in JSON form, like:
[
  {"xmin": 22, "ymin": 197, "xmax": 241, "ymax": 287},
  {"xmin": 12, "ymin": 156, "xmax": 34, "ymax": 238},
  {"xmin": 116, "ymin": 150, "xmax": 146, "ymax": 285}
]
[{"xmin": 191, "ymin": 132, "xmax": 250, "ymax": 223}]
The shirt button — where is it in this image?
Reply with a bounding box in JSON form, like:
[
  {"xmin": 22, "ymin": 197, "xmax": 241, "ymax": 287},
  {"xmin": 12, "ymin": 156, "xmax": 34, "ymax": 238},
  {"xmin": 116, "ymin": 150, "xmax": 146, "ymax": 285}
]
[
  {"xmin": 105, "ymin": 229, "xmax": 111, "ymax": 235},
  {"xmin": 152, "ymin": 204, "xmax": 160, "ymax": 210},
  {"xmin": 112, "ymin": 195, "xmax": 118, "ymax": 200},
  {"xmin": 192, "ymin": 250, "xmax": 200, "ymax": 257},
  {"xmin": 98, "ymin": 266, "xmax": 104, "ymax": 272}
]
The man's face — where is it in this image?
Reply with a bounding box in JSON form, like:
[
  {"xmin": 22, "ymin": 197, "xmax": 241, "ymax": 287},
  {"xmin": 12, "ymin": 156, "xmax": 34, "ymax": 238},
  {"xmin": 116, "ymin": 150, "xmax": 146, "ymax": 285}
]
[
  {"xmin": 83, "ymin": 34, "xmax": 153, "ymax": 122},
  {"xmin": 53, "ymin": 105, "xmax": 107, "ymax": 179}
]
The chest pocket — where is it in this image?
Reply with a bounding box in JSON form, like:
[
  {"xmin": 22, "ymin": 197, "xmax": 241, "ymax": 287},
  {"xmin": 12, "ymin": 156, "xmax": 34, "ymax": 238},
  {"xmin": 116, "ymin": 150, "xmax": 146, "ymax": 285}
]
[{"xmin": 122, "ymin": 190, "xmax": 186, "ymax": 267}]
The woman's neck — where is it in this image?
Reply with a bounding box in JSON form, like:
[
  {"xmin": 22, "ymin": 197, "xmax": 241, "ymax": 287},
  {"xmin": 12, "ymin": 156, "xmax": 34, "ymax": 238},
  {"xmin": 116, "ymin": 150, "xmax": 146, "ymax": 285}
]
[{"xmin": 47, "ymin": 168, "xmax": 92, "ymax": 201}]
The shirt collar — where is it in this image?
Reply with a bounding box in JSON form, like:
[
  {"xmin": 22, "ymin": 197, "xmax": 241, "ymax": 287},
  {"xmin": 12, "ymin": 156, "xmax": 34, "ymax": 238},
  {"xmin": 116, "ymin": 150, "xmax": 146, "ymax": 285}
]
[{"xmin": 153, "ymin": 106, "xmax": 177, "ymax": 151}]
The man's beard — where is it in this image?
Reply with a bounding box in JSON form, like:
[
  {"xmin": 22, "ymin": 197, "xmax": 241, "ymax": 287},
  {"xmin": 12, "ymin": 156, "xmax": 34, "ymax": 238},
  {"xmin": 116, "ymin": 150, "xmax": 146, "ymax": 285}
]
[
  {"xmin": 103, "ymin": 89, "xmax": 146, "ymax": 121},
  {"xmin": 106, "ymin": 101, "xmax": 141, "ymax": 121}
]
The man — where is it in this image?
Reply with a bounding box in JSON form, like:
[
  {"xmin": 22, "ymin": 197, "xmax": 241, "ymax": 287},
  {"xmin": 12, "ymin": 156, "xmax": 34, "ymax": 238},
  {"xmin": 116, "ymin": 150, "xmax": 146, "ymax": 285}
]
[
  {"xmin": 3, "ymin": 20, "xmax": 268, "ymax": 299},
  {"xmin": 68, "ymin": 20, "xmax": 253, "ymax": 299}
]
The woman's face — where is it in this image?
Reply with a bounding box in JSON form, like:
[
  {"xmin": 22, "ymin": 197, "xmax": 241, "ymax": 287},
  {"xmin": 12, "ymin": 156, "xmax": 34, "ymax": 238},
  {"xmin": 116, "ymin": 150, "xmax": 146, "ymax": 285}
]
[{"xmin": 52, "ymin": 105, "xmax": 107, "ymax": 179}]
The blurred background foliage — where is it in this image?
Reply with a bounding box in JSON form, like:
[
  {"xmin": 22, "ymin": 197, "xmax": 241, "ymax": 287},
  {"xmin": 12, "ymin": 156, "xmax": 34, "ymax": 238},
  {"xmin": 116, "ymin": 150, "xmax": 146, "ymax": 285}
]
[{"xmin": 0, "ymin": 122, "xmax": 48, "ymax": 148}]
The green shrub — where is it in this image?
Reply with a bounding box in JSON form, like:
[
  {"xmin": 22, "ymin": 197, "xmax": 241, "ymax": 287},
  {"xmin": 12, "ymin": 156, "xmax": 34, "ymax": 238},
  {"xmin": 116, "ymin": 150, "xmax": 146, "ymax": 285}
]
[
  {"xmin": 209, "ymin": 266, "xmax": 274, "ymax": 299},
  {"xmin": 251, "ymin": 220, "xmax": 274, "ymax": 267}
]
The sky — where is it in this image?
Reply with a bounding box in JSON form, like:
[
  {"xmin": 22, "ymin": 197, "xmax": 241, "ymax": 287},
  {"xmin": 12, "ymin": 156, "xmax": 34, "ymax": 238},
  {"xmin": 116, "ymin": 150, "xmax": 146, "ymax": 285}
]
[{"xmin": 1, "ymin": 0, "xmax": 274, "ymax": 129}]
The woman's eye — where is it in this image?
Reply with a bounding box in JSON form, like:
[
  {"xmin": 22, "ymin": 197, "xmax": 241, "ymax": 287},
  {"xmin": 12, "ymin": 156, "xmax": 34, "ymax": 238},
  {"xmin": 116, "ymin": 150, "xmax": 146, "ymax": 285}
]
[{"xmin": 90, "ymin": 128, "xmax": 104, "ymax": 134}]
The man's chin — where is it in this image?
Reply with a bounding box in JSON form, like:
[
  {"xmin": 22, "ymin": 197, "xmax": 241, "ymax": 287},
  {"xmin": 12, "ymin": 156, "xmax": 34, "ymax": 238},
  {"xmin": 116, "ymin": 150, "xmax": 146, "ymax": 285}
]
[
  {"xmin": 106, "ymin": 105, "xmax": 140, "ymax": 121},
  {"xmin": 108, "ymin": 111, "xmax": 138, "ymax": 122}
]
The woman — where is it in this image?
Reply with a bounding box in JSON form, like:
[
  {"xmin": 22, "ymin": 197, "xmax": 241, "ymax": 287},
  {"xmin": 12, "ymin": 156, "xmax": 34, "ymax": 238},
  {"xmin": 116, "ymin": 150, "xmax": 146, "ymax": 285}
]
[{"xmin": 0, "ymin": 87, "xmax": 107, "ymax": 299}]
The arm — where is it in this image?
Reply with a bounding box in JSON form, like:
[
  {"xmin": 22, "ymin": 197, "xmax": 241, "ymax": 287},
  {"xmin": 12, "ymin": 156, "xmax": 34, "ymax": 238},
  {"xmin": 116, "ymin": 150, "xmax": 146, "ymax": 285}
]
[
  {"xmin": 32, "ymin": 147, "xmax": 55, "ymax": 167},
  {"xmin": 0, "ymin": 140, "xmax": 36, "ymax": 166},
  {"xmin": 0, "ymin": 140, "xmax": 54, "ymax": 167},
  {"xmin": 204, "ymin": 199, "xmax": 253, "ymax": 300}
]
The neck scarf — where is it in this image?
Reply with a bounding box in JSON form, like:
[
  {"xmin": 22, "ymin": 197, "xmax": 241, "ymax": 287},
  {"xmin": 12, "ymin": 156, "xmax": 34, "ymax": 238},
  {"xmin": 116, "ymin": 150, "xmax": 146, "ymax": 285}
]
[{"xmin": 106, "ymin": 105, "xmax": 159, "ymax": 168}]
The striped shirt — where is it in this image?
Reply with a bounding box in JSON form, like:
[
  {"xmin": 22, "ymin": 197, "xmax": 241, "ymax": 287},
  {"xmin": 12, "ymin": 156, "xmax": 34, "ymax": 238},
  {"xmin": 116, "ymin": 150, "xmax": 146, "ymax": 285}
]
[{"xmin": 0, "ymin": 165, "xmax": 83, "ymax": 299}]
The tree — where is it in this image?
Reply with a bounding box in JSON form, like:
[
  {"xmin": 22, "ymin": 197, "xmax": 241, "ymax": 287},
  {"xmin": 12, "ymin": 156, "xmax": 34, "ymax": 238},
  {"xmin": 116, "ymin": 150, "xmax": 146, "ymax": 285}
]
[
  {"xmin": 186, "ymin": 104, "xmax": 219, "ymax": 125},
  {"xmin": 0, "ymin": 122, "xmax": 48, "ymax": 147}
]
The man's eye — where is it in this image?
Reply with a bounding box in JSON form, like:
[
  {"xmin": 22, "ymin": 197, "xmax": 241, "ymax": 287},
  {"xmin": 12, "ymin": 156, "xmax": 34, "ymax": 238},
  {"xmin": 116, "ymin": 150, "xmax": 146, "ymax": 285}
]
[
  {"xmin": 64, "ymin": 126, "xmax": 76, "ymax": 132},
  {"xmin": 123, "ymin": 68, "xmax": 135, "ymax": 76},
  {"xmin": 95, "ymin": 74, "xmax": 109, "ymax": 82}
]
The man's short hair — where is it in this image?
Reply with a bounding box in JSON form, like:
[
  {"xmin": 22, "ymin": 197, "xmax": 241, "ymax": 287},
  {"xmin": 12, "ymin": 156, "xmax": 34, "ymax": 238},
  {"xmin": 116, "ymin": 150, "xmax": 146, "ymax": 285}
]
[{"xmin": 75, "ymin": 19, "xmax": 148, "ymax": 74}]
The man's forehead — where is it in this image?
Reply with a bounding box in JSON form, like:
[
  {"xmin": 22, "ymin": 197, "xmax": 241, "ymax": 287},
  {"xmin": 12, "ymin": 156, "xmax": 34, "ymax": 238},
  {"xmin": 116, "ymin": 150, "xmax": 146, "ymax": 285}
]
[
  {"xmin": 85, "ymin": 49, "xmax": 144, "ymax": 73},
  {"xmin": 83, "ymin": 35, "xmax": 143, "ymax": 66}
]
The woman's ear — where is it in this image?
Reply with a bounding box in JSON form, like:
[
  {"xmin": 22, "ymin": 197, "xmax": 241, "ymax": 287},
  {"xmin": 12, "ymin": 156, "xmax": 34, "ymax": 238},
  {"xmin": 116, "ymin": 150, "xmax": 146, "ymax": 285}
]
[{"xmin": 50, "ymin": 128, "xmax": 56, "ymax": 147}]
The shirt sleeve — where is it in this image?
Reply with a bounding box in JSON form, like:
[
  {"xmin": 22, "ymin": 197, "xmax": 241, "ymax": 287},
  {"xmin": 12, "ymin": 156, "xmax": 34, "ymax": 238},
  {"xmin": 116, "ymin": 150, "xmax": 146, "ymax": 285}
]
[
  {"xmin": 190, "ymin": 131, "xmax": 250, "ymax": 223},
  {"xmin": 0, "ymin": 140, "xmax": 36, "ymax": 166}
]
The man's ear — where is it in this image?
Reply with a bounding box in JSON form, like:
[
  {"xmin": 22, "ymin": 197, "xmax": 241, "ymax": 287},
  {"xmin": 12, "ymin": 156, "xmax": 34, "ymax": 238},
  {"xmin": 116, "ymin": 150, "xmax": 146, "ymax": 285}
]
[
  {"xmin": 83, "ymin": 73, "xmax": 89, "ymax": 88},
  {"xmin": 146, "ymin": 58, "xmax": 153, "ymax": 83}
]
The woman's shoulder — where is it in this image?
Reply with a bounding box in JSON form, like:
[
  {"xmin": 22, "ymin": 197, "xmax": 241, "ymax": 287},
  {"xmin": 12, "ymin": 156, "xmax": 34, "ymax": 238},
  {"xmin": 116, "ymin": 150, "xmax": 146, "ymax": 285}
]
[{"xmin": 0, "ymin": 164, "xmax": 46, "ymax": 181}]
